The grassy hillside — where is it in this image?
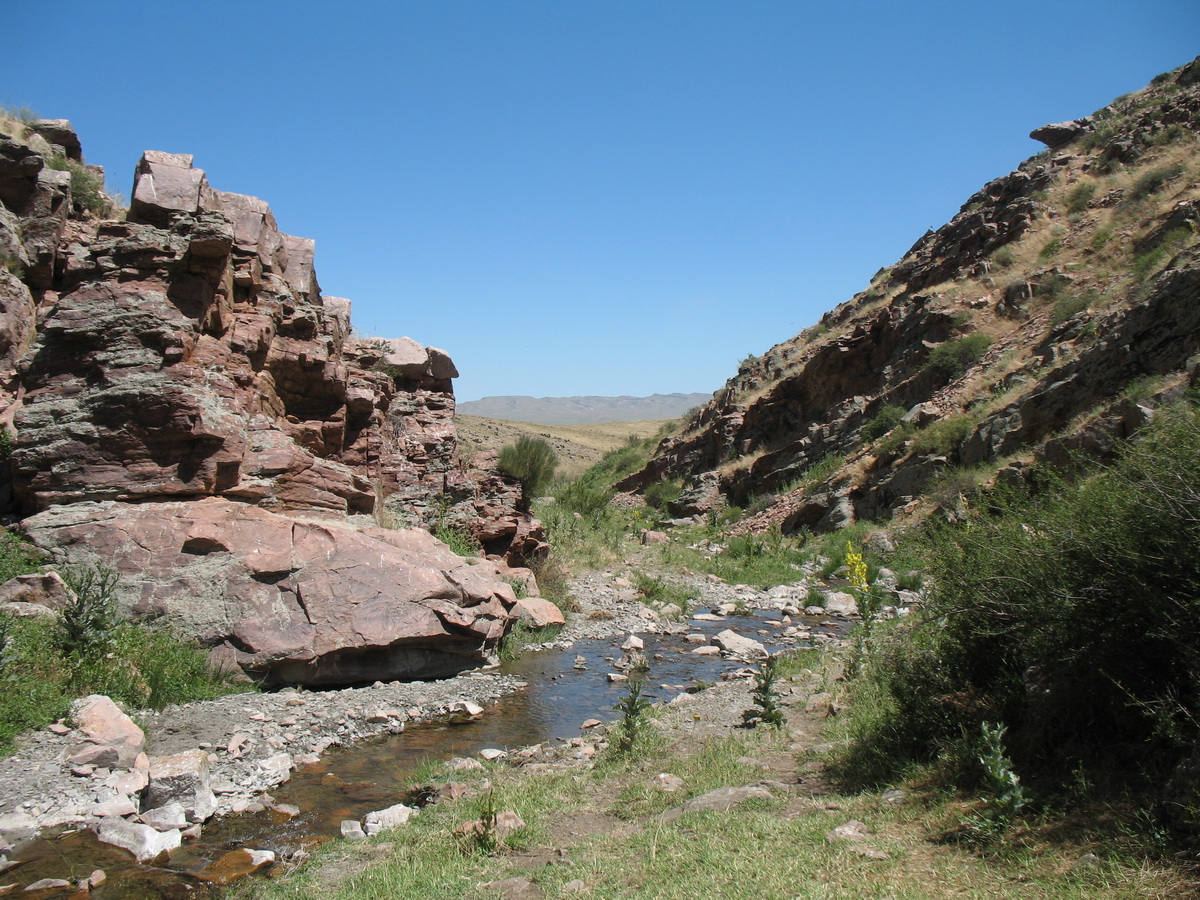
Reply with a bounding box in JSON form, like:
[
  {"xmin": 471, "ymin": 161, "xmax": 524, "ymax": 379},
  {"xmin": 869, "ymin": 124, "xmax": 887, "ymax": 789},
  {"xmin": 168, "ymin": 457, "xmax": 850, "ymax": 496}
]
[{"xmin": 456, "ymin": 415, "xmax": 673, "ymax": 479}]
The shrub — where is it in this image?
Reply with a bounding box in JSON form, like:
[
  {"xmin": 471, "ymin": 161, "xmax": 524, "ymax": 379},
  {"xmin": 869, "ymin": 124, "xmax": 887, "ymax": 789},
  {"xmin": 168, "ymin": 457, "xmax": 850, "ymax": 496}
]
[
  {"xmin": 990, "ymin": 247, "xmax": 1015, "ymax": 268},
  {"xmin": 839, "ymin": 403, "xmax": 1200, "ymax": 805},
  {"xmin": 612, "ymin": 679, "xmax": 653, "ymax": 755},
  {"xmin": 44, "ymin": 156, "xmax": 110, "ymax": 216},
  {"xmin": 0, "ymin": 530, "xmax": 41, "ymax": 585},
  {"xmin": 922, "ymin": 334, "xmax": 993, "ymax": 382},
  {"xmin": 58, "ymin": 563, "xmax": 120, "ymax": 654},
  {"xmin": 862, "ymin": 404, "xmax": 907, "ymax": 442},
  {"xmin": 1050, "ymin": 293, "xmax": 1092, "ymax": 326},
  {"xmin": 1066, "ymin": 182, "xmax": 1097, "ymax": 214},
  {"xmin": 1129, "ymin": 163, "xmax": 1185, "ymax": 201},
  {"xmin": 642, "ymin": 478, "xmax": 682, "ymax": 511},
  {"xmin": 909, "ymin": 415, "xmax": 974, "ymax": 457},
  {"xmin": 742, "ymin": 655, "xmax": 786, "ymax": 729},
  {"xmin": 434, "ymin": 524, "xmax": 478, "ymax": 557},
  {"xmin": 498, "ymin": 436, "xmax": 558, "ymax": 500},
  {"xmin": 1038, "ymin": 238, "xmax": 1062, "ymax": 261}
]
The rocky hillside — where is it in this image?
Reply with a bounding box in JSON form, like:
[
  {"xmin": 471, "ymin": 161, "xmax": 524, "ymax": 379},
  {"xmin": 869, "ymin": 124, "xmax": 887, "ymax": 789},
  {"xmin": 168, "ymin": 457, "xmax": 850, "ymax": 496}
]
[
  {"xmin": 620, "ymin": 57, "xmax": 1200, "ymax": 533},
  {"xmin": 0, "ymin": 120, "xmax": 553, "ymax": 687}
]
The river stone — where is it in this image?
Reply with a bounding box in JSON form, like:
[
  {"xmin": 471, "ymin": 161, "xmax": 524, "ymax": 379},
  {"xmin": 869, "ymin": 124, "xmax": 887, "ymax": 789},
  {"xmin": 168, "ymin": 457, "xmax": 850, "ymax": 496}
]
[
  {"xmin": 95, "ymin": 818, "xmax": 182, "ymax": 863},
  {"xmin": 0, "ymin": 812, "xmax": 38, "ymax": 845},
  {"xmin": 195, "ymin": 848, "xmax": 276, "ymax": 884},
  {"xmin": 822, "ymin": 591, "xmax": 859, "ymax": 616},
  {"xmin": 660, "ymin": 784, "xmax": 773, "ymax": 822},
  {"xmin": 145, "ymin": 750, "xmax": 217, "ymax": 823},
  {"xmin": 340, "ymin": 819, "xmax": 366, "ymax": 839},
  {"xmin": 511, "ymin": 596, "xmax": 565, "ymax": 628},
  {"xmin": 140, "ymin": 802, "xmax": 188, "ymax": 832},
  {"xmin": 363, "ymin": 803, "xmax": 417, "ymax": 835},
  {"xmin": 712, "ymin": 630, "xmax": 768, "ymax": 659}
]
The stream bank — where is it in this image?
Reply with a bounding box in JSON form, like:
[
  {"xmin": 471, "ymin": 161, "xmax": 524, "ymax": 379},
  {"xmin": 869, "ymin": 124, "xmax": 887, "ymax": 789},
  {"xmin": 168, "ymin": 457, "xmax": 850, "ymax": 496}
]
[{"xmin": 0, "ymin": 561, "xmax": 861, "ymax": 895}]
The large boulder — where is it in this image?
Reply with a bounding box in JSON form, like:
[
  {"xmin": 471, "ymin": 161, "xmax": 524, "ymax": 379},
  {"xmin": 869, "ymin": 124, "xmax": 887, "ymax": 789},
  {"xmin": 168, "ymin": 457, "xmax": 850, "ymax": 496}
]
[
  {"xmin": 21, "ymin": 498, "xmax": 519, "ymax": 686},
  {"xmin": 66, "ymin": 695, "xmax": 145, "ymax": 770},
  {"xmin": 145, "ymin": 749, "xmax": 217, "ymax": 823}
]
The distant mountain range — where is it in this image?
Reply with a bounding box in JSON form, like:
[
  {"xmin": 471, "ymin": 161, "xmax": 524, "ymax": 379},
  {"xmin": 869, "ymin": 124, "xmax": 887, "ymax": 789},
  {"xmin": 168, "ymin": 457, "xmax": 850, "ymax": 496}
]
[{"xmin": 456, "ymin": 392, "xmax": 712, "ymax": 425}]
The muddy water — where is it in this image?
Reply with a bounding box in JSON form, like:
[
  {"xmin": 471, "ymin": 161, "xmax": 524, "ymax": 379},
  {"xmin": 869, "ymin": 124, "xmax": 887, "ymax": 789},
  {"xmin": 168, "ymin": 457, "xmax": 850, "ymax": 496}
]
[{"xmin": 7, "ymin": 611, "xmax": 838, "ymax": 896}]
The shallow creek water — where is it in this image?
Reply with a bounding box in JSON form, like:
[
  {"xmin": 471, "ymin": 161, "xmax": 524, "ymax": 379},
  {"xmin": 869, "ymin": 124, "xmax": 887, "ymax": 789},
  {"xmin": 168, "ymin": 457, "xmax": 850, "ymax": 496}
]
[{"xmin": 8, "ymin": 610, "xmax": 839, "ymax": 897}]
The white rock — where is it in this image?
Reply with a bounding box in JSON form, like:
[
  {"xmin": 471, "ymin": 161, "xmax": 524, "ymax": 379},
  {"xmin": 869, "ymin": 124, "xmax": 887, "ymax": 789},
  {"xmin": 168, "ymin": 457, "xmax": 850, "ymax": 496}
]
[
  {"xmin": 479, "ymin": 748, "xmax": 507, "ymax": 761},
  {"xmin": 96, "ymin": 818, "xmax": 181, "ymax": 862},
  {"xmin": 712, "ymin": 630, "xmax": 768, "ymax": 659},
  {"xmin": 340, "ymin": 819, "xmax": 367, "ymax": 839},
  {"xmin": 621, "ymin": 635, "xmax": 644, "ymax": 651},
  {"xmin": 140, "ymin": 802, "xmax": 188, "ymax": 831},
  {"xmin": 363, "ymin": 803, "xmax": 417, "ymax": 835},
  {"xmin": 146, "ymin": 750, "xmax": 217, "ymax": 823},
  {"xmin": 822, "ymin": 591, "xmax": 859, "ymax": 616},
  {"xmin": 0, "ymin": 811, "xmax": 39, "ymax": 843}
]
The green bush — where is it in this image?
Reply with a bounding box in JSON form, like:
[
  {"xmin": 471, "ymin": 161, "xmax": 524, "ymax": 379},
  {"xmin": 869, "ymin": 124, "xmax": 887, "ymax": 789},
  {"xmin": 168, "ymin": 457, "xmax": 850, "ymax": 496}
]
[
  {"xmin": 1050, "ymin": 293, "xmax": 1092, "ymax": 326},
  {"xmin": 922, "ymin": 334, "xmax": 993, "ymax": 382},
  {"xmin": 44, "ymin": 156, "xmax": 110, "ymax": 216},
  {"xmin": 58, "ymin": 563, "xmax": 120, "ymax": 654},
  {"xmin": 0, "ymin": 530, "xmax": 41, "ymax": 585},
  {"xmin": 498, "ymin": 436, "xmax": 558, "ymax": 500},
  {"xmin": 0, "ymin": 615, "xmax": 253, "ymax": 753},
  {"xmin": 838, "ymin": 403, "xmax": 1200, "ymax": 803},
  {"xmin": 862, "ymin": 404, "xmax": 907, "ymax": 442},
  {"xmin": 1065, "ymin": 182, "xmax": 1097, "ymax": 215},
  {"xmin": 909, "ymin": 415, "xmax": 974, "ymax": 457}
]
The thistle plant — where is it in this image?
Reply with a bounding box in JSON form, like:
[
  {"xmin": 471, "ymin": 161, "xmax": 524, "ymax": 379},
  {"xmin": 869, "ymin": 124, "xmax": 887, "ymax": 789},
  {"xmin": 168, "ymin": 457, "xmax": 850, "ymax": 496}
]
[
  {"xmin": 743, "ymin": 655, "xmax": 786, "ymax": 729},
  {"xmin": 58, "ymin": 563, "xmax": 120, "ymax": 655},
  {"xmin": 613, "ymin": 679, "xmax": 652, "ymax": 755},
  {"xmin": 963, "ymin": 722, "xmax": 1028, "ymax": 843}
]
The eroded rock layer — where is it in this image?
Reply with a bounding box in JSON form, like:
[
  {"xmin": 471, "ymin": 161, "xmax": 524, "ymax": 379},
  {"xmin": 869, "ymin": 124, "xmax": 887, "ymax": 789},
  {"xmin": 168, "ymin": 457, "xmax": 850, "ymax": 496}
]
[{"xmin": 0, "ymin": 127, "xmax": 544, "ymax": 684}]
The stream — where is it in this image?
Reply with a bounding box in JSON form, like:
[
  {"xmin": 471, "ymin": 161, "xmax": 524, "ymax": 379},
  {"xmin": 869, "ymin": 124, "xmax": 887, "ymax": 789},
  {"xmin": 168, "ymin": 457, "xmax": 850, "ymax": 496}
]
[{"xmin": 5, "ymin": 607, "xmax": 841, "ymax": 897}]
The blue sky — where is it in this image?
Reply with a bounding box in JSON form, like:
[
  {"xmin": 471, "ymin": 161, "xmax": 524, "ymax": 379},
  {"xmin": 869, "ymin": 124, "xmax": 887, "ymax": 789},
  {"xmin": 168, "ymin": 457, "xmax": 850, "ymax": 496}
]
[{"xmin": 3, "ymin": 2, "xmax": 1196, "ymax": 401}]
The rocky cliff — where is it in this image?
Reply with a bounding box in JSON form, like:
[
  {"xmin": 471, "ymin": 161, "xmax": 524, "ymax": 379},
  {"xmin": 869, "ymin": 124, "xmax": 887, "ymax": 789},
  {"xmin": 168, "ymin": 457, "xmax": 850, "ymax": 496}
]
[
  {"xmin": 621, "ymin": 57, "xmax": 1200, "ymax": 533},
  {"xmin": 0, "ymin": 124, "xmax": 549, "ymax": 686}
]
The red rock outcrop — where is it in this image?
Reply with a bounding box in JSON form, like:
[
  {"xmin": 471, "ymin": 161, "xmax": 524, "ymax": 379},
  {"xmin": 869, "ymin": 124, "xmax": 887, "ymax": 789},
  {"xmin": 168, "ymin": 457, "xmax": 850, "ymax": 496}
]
[{"xmin": 0, "ymin": 121, "xmax": 544, "ymax": 685}]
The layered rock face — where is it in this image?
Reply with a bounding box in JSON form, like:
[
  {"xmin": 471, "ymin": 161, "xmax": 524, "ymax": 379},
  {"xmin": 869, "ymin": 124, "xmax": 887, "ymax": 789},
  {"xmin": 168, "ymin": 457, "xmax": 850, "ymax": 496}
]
[
  {"xmin": 0, "ymin": 126, "xmax": 545, "ymax": 684},
  {"xmin": 623, "ymin": 56, "xmax": 1200, "ymax": 533}
]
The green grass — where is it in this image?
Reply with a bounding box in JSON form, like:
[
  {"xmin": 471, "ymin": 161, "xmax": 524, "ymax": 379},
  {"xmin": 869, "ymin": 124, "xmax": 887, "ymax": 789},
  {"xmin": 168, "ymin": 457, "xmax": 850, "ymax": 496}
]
[
  {"xmin": 232, "ymin": 722, "xmax": 1190, "ymax": 900},
  {"xmin": 0, "ymin": 616, "xmax": 254, "ymax": 752}
]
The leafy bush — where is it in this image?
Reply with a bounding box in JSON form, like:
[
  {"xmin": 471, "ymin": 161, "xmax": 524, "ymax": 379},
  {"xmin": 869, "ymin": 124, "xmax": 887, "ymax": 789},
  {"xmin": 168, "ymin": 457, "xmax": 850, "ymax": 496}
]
[
  {"xmin": 862, "ymin": 404, "xmax": 907, "ymax": 442},
  {"xmin": 642, "ymin": 478, "xmax": 682, "ymax": 511},
  {"xmin": 434, "ymin": 524, "xmax": 478, "ymax": 557},
  {"xmin": 743, "ymin": 655, "xmax": 786, "ymax": 728},
  {"xmin": 612, "ymin": 679, "xmax": 653, "ymax": 755},
  {"xmin": 909, "ymin": 415, "xmax": 974, "ymax": 457},
  {"xmin": 1065, "ymin": 182, "xmax": 1097, "ymax": 215},
  {"xmin": 922, "ymin": 334, "xmax": 993, "ymax": 382},
  {"xmin": 498, "ymin": 436, "xmax": 558, "ymax": 500},
  {"xmin": 0, "ymin": 530, "xmax": 41, "ymax": 585},
  {"xmin": 0, "ymin": 615, "xmax": 253, "ymax": 753},
  {"xmin": 838, "ymin": 403, "xmax": 1200, "ymax": 804},
  {"xmin": 44, "ymin": 156, "xmax": 110, "ymax": 216},
  {"xmin": 1050, "ymin": 293, "xmax": 1092, "ymax": 326}
]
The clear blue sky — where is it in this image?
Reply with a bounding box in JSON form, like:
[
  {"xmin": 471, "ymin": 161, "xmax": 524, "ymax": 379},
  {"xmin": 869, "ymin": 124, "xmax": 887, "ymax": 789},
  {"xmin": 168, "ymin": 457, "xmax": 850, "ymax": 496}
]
[{"xmin": 3, "ymin": 2, "xmax": 1196, "ymax": 401}]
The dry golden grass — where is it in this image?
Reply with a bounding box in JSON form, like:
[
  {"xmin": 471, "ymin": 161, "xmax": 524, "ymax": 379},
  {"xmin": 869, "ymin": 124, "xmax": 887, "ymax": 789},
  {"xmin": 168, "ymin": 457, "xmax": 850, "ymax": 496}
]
[{"xmin": 456, "ymin": 415, "xmax": 672, "ymax": 479}]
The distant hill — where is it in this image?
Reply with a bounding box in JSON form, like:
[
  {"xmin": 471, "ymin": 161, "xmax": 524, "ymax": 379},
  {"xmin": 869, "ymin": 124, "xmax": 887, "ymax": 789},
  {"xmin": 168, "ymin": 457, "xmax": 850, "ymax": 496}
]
[
  {"xmin": 457, "ymin": 392, "xmax": 711, "ymax": 425},
  {"xmin": 456, "ymin": 416, "xmax": 670, "ymax": 480}
]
